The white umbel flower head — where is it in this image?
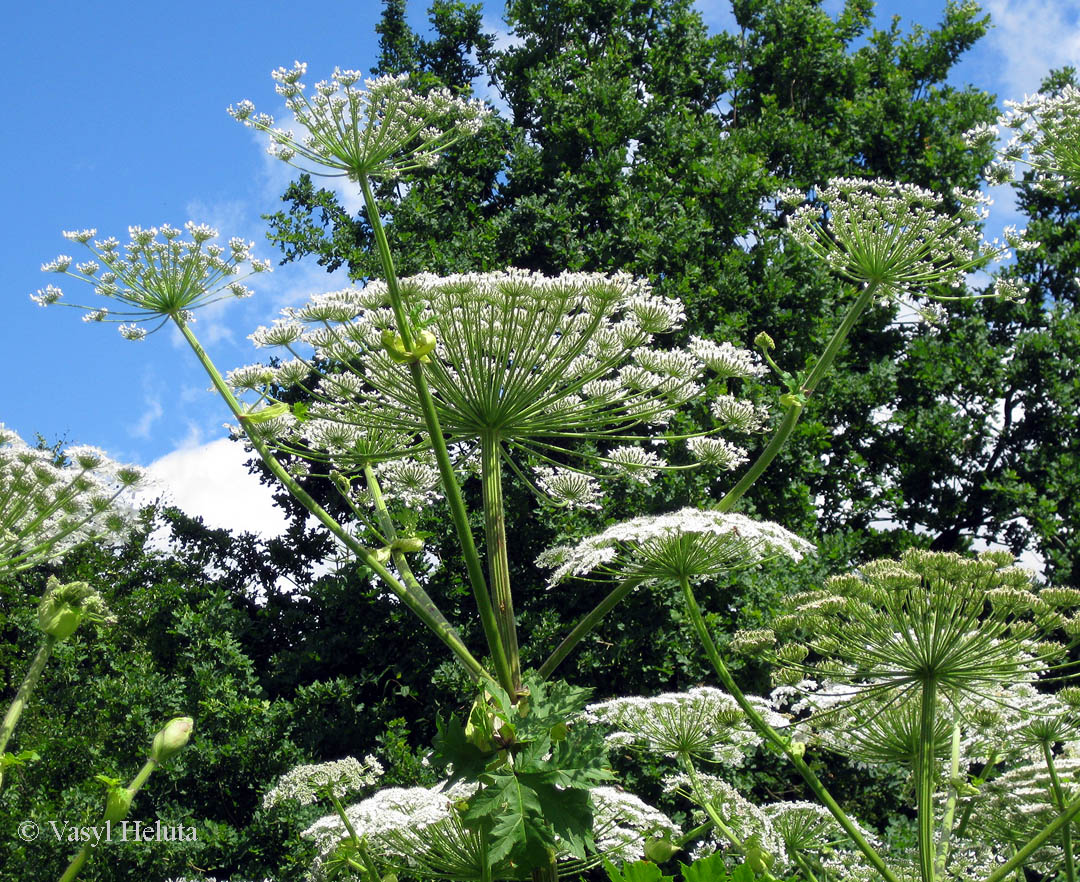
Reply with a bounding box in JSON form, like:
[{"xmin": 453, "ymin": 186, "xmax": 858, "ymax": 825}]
[
  {"xmin": 229, "ymin": 64, "xmax": 491, "ymax": 182},
  {"xmin": 585, "ymin": 686, "xmax": 780, "ymax": 763},
  {"xmin": 537, "ymin": 508, "xmax": 813, "ymax": 587},
  {"xmin": 780, "ymin": 178, "xmax": 1006, "ymax": 296},
  {"xmin": 263, "ymin": 755, "xmax": 383, "ymax": 808},
  {"xmin": 36, "ymin": 223, "xmax": 270, "ymax": 338},
  {"xmin": 968, "ymin": 86, "xmax": 1080, "ymax": 193},
  {"xmin": 0, "ymin": 425, "xmax": 144, "ymax": 577}
]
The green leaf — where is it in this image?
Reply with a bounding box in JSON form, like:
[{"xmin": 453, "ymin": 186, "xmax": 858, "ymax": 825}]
[
  {"xmin": 680, "ymin": 852, "xmax": 732, "ymax": 882},
  {"xmin": 464, "ymin": 772, "xmax": 552, "ymax": 866},
  {"xmin": 603, "ymin": 859, "xmax": 674, "ymax": 882},
  {"xmin": 0, "ymin": 749, "xmax": 40, "ymax": 770}
]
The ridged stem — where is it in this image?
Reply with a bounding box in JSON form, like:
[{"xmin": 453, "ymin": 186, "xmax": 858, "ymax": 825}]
[
  {"xmin": 174, "ymin": 318, "xmax": 492, "ymax": 686},
  {"xmin": 1043, "ymin": 742, "xmax": 1077, "ymax": 882},
  {"xmin": 358, "ymin": 174, "xmax": 514, "ymax": 697},
  {"xmin": 0, "ymin": 635, "xmax": 56, "ymax": 791},
  {"xmin": 481, "ymin": 432, "xmax": 521, "ymax": 692},
  {"xmin": 914, "ymin": 680, "xmax": 938, "ymax": 882},
  {"xmin": 679, "ymin": 575, "xmax": 898, "ymax": 882}
]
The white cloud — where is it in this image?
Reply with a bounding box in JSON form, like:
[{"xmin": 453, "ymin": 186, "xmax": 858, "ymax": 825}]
[
  {"xmin": 982, "ymin": 0, "xmax": 1080, "ymax": 99},
  {"xmin": 142, "ymin": 436, "xmax": 288, "ymax": 538}
]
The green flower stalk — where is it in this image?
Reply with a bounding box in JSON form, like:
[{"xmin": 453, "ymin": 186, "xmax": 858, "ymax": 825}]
[
  {"xmin": 36, "ymin": 222, "xmax": 494, "ymax": 689},
  {"xmin": 0, "ymin": 578, "xmax": 113, "ymax": 792},
  {"xmin": 58, "ymin": 717, "xmax": 192, "ymax": 882}
]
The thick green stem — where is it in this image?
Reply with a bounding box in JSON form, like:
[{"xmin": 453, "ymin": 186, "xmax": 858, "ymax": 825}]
[
  {"xmin": 362, "ymin": 465, "xmax": 432, "ymax": 604},
  {"xmin": 537, "ymin": 576, "xmax": 643, "ymax": 681},
  {"xmin": 679, "ymin": 576, "xmax": 898, "ymax": 882},
  {"xmin": 934, "ymin": 710, "xmax": 963, "ymax": 878},
  {"xmin": 174, "ymin": 318, "xmax": 492, "ymax": 686},
  {"xmin": 58, "ymin": 758, "xmax": 156, "ymax": 882},
  {"xmin": 915, "ymin": 681, "xmax": 938, "ymax": 882},
  {"xmin": 358, "ymin": 175, "xmax": 515, "ymax": 697},
  {"xmin": 529, "ymin": 849, "xmax": 558, "ymax": 882},
  {"xmin": 986, "ymin": 791, "xmax": 1080, "ymax": 882},
  {"xmin": 481, "ymin": 432, "xmax": 521, "ymax": 692},
  {"xmin": 1043, "ymin": 742, "xmax": 1077, "ymax": 882},
  {"xmin": 953, "ymin": 749, "xmax": 998, "ymax": 840},
  {"xmin": 718, "ymin": 282, "xmax": 879, "ymax": 512},
  {"xmin": 680, "ymin": 753, "xmax": 747, "ymax": 852},
  {"xmin": 0, "ymin": 635, "xmax": 56, "ymax": 791}
]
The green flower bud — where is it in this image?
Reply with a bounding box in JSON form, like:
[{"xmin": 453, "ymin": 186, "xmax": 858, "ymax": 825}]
[
  {"xmin": 754, "ymin": 331, "xmax": 776, "ymax": 350},
  {"xmin": 37, "ymin": 577, "xmax": 111, "ymax": 641},
  {"xmin": 745, "ymin": 836, "xmax": 775, "ymax": 875},
  {"xmin": 150, "ymin": 717, "xmax": 193, "ymax": 765},
  {"xmin": 390, "ymin": 536, "xmax": 425, "ymax": 553},
  {"xmin": 789, "ymin": 740, "xmax": 806, "ymax": 759},
  {"xmin": 103, "ymin": 786, "xmax": 134, "ymax": 823},
  {"xmin": 643, "ymin": 836, "xmax": 681, "ymax": 863},
  {"xmin": 239, "ymin": 401, "xmax": 290, "ymax": 424}
]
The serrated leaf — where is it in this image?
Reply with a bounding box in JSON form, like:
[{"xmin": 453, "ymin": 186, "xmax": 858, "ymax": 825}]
[
  {"xmin": 730, "ymin": 861, "xmax": 755, "ymax": 882},
  {"xmin": 464, "ymin": 772, "xmax": 553, "ymax": 866},
  {"xmin": 680, "ymin": 851, "xmax": 732, "ymax": 882},
  {"xmin": 603, "ymin": 859, "xmax": 674, "ymax": 882},
  {"xmin": 529, "ymin": 779, "xmax": 593, "ymax": 859},
  {"xmin": 432, "ymin": 714, "xmax": 491, "ymax": 783}
]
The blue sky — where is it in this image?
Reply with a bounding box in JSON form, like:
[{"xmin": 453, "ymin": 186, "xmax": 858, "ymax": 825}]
[{"xmin": 3, "ymin": 0, "xmax": 1078, "ymax": 533}]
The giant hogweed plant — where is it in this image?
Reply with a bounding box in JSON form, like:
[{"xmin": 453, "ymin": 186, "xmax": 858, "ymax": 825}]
[{"xmin": 31, "ymin": 62, "xmax": 1078, "ymax": 882}]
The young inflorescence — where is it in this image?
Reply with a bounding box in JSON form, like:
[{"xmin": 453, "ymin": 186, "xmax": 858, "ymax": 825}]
[
  {"xmin": 780, "ymin": 178, "xmax": 1032, "ymax": 301},
  {"xmin": 584, "ymin": 686, "xmax": 781, "ymax": 764},
  {"xmin": 0, "ymin": 425, "xmax": 144, "ymax": 577},
  {"xmin": 239, "ymin": 270, "xmax": 765, "ymax": 512},
  {"xmin": 263, "ymin": 755, "xmax": 383, "ymax": 809},
  {"xmin": 229, "ymin": 62, "xmax": 491, "ymax": 181},
  {"xmin": 537, "ymin": 508, "xmax": 813, "ymax": 586},
  {"xmin": 966, "ymin": 86, "xmax": 1080, "ymax": 193},
  {"xmin": 752, "ymin": 549, "xmax": 1079, "ymax": 705},
  {"xmin": 34, "ymin": 223, "xmax": 270, "ymax": 338},
  {"xmin": 302, "ymin": 779, "xmax": 676, "ymax": 881}
]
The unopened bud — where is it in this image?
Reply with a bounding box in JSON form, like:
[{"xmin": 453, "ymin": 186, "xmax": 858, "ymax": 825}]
[
  {"xmin": 38, "ymin": 577, "xmax": 110, "ymax": 641},
  {"xmin": 150, "ymin": 717, "xmax": 193, "ymax": 765},
  {"xmin": 644, "ymin": 836, "xmax": 681, "ymax": 863},
  {"xmin": 391, "ymin": 537, "xmax": 425, "ymax": 554},
  {"xmin": 103, "ymin": 786, "xmax": 134, "ymax": 823},
  {"xmin": 754, "ymin": 331, "xmax": 775, "ymax": 350}
]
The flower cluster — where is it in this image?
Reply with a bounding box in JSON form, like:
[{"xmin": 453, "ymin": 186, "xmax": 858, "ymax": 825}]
[
  {"xmin": 302, "ymin": 779, "xmax": 677, "ymax": 881},
  {"xmin": 967, "ymin": 86, "xmax": 1080, "ymax": 193},
  {"xmin": 241, "ymin": 270, "xmax": 763, "ymax": 511},
  {"xmin": 229, "ymin": 63, "xmax": 491, "ymax": 181},
  {"xmin": 758, "ymin": 549, "xmax": 1078, "ymax": 706},
  {"xmin": 263, "ymin": 755, "xmax": 383, "ymax": 809},
  {"xmin": 538, "ymin": 508, "xmax": 813, "ymax": 586},
  {"xmin": 34, "ymin": 223, "xmax": 270, "ymax": 338},
  {"xmin": 780, "ymin": 178, "xmax": 1027, "ymax": 299},
  {"xmin": 585, "ymin": 686, "xmax": 781, "ymax": 764},
  {"xmin": 0, "ymin": 425, "xmax": 144, "ymax": 577},
  {"xmin": 37, "ymin": 575, "xmax": 114, "ymax": 641}
]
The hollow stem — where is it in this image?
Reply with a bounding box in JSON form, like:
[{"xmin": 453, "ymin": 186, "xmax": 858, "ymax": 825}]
[
  {"xmin": 1043, "ymin": 741, "xmax": 1076, "ymax": 882},
  {"xmin": 358, "ymin": 174, "xmax": 514, "ymax": 697},
  {"xmin": 0, "ymin": 635, "xmax": 56, "ymax": 791},
  {"xmin": 481, "ymin": 432, "xmax": 521, "ymax": 692},
  {"xmin": 718, "ymin": 282, "xmax": 879, "ymax": 512},
  {"xmin": 679, "ymin": 575, "xmax": 898, "ymax": 882},
  {"xmin": 934, "ymin": 708, "xmax": 963, "ymax": 878},
  {"xmin": 914, "ymin": 680, "xmax": 938, "ymax": 882},
  {"xmin": 174, "ymin": 317, "xmax": 492, "ymax": 687}
]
